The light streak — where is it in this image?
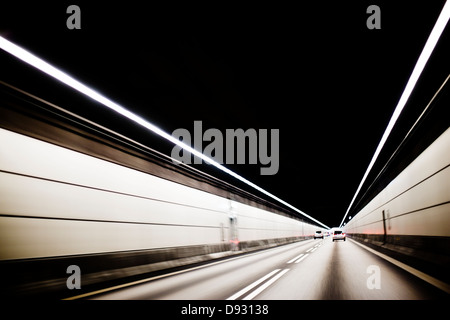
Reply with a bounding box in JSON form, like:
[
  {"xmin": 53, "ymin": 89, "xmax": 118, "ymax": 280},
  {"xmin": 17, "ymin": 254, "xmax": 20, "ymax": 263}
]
[
  {"xmin": 340, "ymin": 1, "xmax": 450, "ymax": 227},
  {"xmin": 0, "ymin": 35, "xmax": 330, "ymax": 229}
]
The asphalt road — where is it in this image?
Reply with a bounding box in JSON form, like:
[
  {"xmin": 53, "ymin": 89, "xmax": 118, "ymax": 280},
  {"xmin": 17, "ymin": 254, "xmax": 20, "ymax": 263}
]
[{"xmin": 85, "ymin": 237, "xmax": 447, "ymax": 300}]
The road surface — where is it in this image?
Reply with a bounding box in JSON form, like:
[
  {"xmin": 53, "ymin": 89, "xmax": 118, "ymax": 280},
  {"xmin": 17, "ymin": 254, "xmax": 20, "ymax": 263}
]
[{"xmin": 75, "ymin": 237, "xmax": 446, "ymax": 300}]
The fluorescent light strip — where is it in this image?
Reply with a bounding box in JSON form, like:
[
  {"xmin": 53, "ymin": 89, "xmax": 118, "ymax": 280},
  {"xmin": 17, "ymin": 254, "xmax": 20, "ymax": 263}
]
[
  {"xmin": 0, "ymin": 36, "xmax": 329, "ymax": 229},
  {"xmin": 339, "ymin": 1, "xmax": 450, "ymax": 227}
]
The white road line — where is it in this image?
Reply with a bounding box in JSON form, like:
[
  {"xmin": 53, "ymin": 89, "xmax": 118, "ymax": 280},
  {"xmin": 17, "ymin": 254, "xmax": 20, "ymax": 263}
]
[
  {"xmin": 349, "ymin": 238, "xmax": 450, "ymax": 294},
  {"xmin": 287, "ymin": 253, "xmax": 304, "ymax": 264},
  {"xmin": 295, "ymin": 254, "xmax": 309, "ymax": 263},
  {"xmin": 226, "ymin": 269, "xmax": 281, "ymax": 300},
  {"xmin": 306, "ymin": 247, "xmax": 314, "ymax": 252},
  {"xmin": 310, "ymin": 247, "xmax": 318, "ymax": 253},
  {"xmin": 242, "ymin": 269, "xmax": 290, "ymax": 300}
]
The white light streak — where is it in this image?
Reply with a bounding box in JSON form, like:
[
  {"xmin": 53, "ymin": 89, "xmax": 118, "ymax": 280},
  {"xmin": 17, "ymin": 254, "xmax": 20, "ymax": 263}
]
[
  {"xmin": 0, "ymin": 35, "xmax": 329, "ymax": 229},
  {"xmin": 340, "ymin": 1, "xmax": 450, "ymax": 227}
]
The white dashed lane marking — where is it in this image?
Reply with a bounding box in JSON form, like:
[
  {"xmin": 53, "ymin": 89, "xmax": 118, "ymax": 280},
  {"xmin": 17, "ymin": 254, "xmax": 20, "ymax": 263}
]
[
  {"xmin": 295, "ymin": 254, "xmax": 309, "ymax": 264},
  {"xmin": 287, "ymin": 253, "xmax": 304, "ymax": 264},
  {"xmin": 226, "ymin": 269, "xmax": 289, "ymax": 300},
  {"xmin": 228, "ymin": 240, "xmax": 326, "ymax": 300}
]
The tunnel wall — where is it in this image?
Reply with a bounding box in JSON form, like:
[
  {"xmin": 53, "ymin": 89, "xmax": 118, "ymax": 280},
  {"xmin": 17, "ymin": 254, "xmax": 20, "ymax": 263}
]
[
  {"xmin": 0, "ymin": 127, "xmax": 321, "ymax": 296},
  {"xmin": 0, "ymin": 128, "xmax": 319, "ymax": 260},
  {"xmin": 344, "ymin": 127, "xmax": 450, "ymax": 276}
]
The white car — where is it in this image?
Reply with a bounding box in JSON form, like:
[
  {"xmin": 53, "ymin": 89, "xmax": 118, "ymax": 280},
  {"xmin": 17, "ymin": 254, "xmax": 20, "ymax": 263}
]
[
  {"xmin": 332, "ymin": 229, "xmax": 346, "ymax": 242},
  {"xmin": 314, "ymin": 231, "xmax": 323, "ymax": 239}
]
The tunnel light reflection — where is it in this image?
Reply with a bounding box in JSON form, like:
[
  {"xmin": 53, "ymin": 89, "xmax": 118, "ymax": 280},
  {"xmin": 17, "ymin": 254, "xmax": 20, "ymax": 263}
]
[
  {"xmin": 340, "ymin": 1, "xmax": 450, "ymax": 227},
  {"xmin": 0, "ymin": 36, "xmax": 329, "ymax": 229}
]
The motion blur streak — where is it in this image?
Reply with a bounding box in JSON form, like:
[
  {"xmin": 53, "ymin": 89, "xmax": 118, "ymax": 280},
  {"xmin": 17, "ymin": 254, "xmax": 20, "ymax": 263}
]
[
  {"xmin": 0, "ymin": 35, "xmax": 329, "ymax": 229},
  {"xmin": 340, "ymin": 0, "xmax": 450, "ymax": 227}
]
